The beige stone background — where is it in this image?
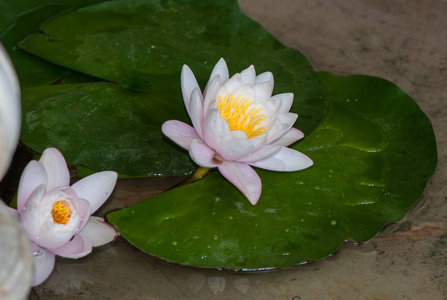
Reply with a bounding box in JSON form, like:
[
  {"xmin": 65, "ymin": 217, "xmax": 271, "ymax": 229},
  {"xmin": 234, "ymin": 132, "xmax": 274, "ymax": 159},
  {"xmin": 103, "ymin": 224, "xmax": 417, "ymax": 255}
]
[{"xmin": 29, "ymin": 0, "xmax": 446, "ymax": 299}]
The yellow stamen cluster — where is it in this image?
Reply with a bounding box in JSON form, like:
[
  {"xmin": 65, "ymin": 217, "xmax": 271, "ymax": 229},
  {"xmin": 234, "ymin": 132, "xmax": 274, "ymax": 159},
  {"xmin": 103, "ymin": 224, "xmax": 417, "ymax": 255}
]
[
  {"xmin": 51, "ymin": 200, "xmax": 72, "ymax": 225},
  {"xmin": 216, "ymin": 93, "xmax": 267, "ymax": 139}
]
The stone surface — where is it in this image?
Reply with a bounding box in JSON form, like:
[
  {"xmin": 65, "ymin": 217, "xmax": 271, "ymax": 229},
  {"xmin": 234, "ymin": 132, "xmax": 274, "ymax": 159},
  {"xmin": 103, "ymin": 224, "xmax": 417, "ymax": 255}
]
[{"xmin": 27, "ymin": 0, "xmax": 447, "ymax": 299}]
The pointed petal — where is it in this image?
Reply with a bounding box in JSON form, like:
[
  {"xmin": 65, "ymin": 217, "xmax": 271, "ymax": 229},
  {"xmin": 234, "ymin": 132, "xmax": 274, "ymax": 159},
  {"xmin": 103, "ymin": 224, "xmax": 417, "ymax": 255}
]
[
  {"xmin": 181, "ymin": 64, "xmax": 200, "ymax": 116},
  {"xmin": 17, "ymin": 161, "xmax": 47, "ymax": 213},
  {"xmin": 78, "ymin": 216, "xmax": 118, "ymax": 247},
  {"xmin": 203, "ymin": 75, "xmax": 221, "ymax": 115},
  {"xmin": 208, "ymin": 58, "xmax": 229, "ymax": 84},
  {"xmin": 218, "ymin": 161, "xmax": 262, "ymax": 205},
  {"xmin": 222, "ymin": 73, "xmax": 242, "ymax": 94},
  {"xmin": 255, "ymin": 71, "xmax": 274, "ymax": 86},
  {"xmin": 253, "ymin": 81, "xmax": 273, "ymax": 103},
  {"xmin": 240, "ymin": 65, "xmax": 256, "ymax": 85},
  {"xmin": 49, "ymin": 234, "xmax": 92, "ymax": 259},
  {"xmin": 20, "ymin": 184, "xmax": 46, "ymax": 241},
  {"xmin": 267, "ymin": 113, "xmax": 298, "ymax": 143},
  {"xmin": 250, "ymin": 147, "xmax": 313, "ymax": 171},
  {"xmin": 71, "ymin": 171, "xmax": 117, "ymax": 214},
  {"xmin": 270, "ymin": 127, "xmax": 304, "ymax": 147},
  {"xmin": 272, "ymin": 93, "xmax": 294, "ymax": 113},
  {"xmin": 32, "ymin": 247, "xmax": 55, "ymax": 286},
  {"xmin": 189, "ymin": 87, "xmax": 204, "ymax": 138},
  {"xmin": 238, "ymin": 145, "xmax": 281, "ymax": 163},
  {"xmin": 189, "ymin": 139, "xmax": 219, "ymax": 168},
  {"xmin": 162, "ymin": 120, "xmax": 200, "ymax": 150},
  {"xmin": 39, "ymin": 148, "xmax": 70, "ymax": 190}
]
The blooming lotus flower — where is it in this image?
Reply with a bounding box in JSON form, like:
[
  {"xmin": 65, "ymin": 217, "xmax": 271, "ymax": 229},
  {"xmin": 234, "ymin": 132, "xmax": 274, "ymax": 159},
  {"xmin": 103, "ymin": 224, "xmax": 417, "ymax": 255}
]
[
  {"xmin": 162, "ymin": 58, "xmax": 313, "ymax": 205},
  {"xmin": 9, "ymin": 147, "xmax": 118, "ymax": 286}
]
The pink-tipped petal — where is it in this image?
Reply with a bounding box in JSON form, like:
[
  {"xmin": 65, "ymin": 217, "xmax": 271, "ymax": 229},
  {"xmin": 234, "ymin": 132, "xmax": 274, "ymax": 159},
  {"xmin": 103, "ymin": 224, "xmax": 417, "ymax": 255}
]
[
  {"xmin": 17, "ymin": 161, "xmax": 47, "ymax": 214},
  {"xmin": 181, "ymin": 64, "xmax": 200, "ymax": 116},
  {"xmin": 240, "ymin": 65, "xmax": 256, "ymax": 85},
  {"xmin": 208, "ymin": 58, "xmax": 229, "ymax": 84},
  {"xmin": 39, "ymin": 148, "xmax": 70, "ymax": 190},
  {"xmin": 218, "ymin": 161, "xmax": 262, "ymax": 205},
  {"xmin": 271, "ymin": 127, "xmax": 304, "ymax": 147},
  {"xmin": 162, "ymin": 120, "xmax": 199, "ymax": 150},
  {"xmin": 78, "ymin": 216, "xmax": 118, "ymax": 247},
  {"xmin": 49, "ymin": 234, "xmax": 92, "ymax": 259},
  {"xmin": 189, "ymin": 88, "xmax": 204, "ymax": 138},
  {"xmin": 32, "ymin": 247, "xmax": 55, "ymax": 286},
  {"xmin": 189, "ymin": 139, "xmax": 219, "ymax": 168},
  {"xmin": 250, "ymin": 147, "xmax": 313, "ymax": 172},
  {"xmin": 20, "ymin": 184, "xmax": 46, "ymax": 241},
  {"xmin": 71, "ymin": 171, "xmax": 117, "ymax": 214}
]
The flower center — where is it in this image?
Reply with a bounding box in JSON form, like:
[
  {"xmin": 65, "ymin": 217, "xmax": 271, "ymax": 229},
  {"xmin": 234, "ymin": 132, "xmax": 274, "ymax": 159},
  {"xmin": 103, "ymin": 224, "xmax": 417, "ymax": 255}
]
[
  {"xmin": 51, "ymin": 200, "xmax": 72, "ymax": 225},
  {"xmin": 216, "ymin": 93, "xmax": 267, "ymax": 138}
]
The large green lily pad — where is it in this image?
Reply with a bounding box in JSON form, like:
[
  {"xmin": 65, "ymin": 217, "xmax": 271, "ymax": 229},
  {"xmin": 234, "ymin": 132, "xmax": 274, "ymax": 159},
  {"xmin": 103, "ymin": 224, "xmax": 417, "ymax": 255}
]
[
  {"xmin": 18, "ymin": 0, "xmax": 328, "ymax": 176},
  {"xmin": 107, "ymin": 73, "xmax": 436, "ymax": 270}
]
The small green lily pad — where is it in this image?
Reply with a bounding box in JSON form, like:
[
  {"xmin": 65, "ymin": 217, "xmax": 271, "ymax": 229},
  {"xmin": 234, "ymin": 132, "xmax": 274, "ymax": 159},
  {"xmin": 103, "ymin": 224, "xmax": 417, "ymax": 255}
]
[{"xmin": 108, "ymin": 73, "xmax": 436, "ymax": 270}]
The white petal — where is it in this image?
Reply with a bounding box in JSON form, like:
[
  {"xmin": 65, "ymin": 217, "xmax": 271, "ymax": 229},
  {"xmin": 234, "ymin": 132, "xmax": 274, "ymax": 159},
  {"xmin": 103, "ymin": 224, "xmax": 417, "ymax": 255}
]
[
  {"xmin": 203, "ymin": 109, "xmax": 232, "ymax": 149},
  {"xmin": 39, "ymin": 148, "xmax": 70, "ymax": 190},
  {"xmin": 79, "ymin": 216, "xmax": 118, "ymax": 247},
  {"xmin": 270, "ymin": 127, "xmax": 304, "ymax": 147},
  {"xmin": 0, "ymin": 44, "xmax": 21, "ymax": 182},
  {"xmin": 189, "ymin": 87, "xmax": 204, "ymax": 138},
  {"xmin": 240, "ymin": 65, "xmax": 256, "ymax": 85},
  {"xmin": 218, "ymin": 161, "xmax": 262, "ymax": 205},
  {"xmin": 253, "ymin": 81, "xmax": 273, "ymax": 103},
  {"xmin": 71, "ymin": 171, "xmax": 117, "ymax": 214},
  {"xmin": 181, "ymin": 64, "xmax": 200, "ymax": 116},
  {"xmin": 208, "ymin": 58, "xmax": 229, "ymax": 85},
  {"xmin": 162, "ymin": 120, "xmax": 200, "ymax": 150},
  {"xmin": 255, "ymin": 71, "xmax": 274, "ymax": 86},
  {"xmin": 189, "ymin": 139, "xmax": 220, "ymax": 168},
  {"xmin": 238, "ymin": 144, "xmax": 281, "ymax": 163},
  {"xmin": 232, "ymin": 84, "xmax": 255, "ymax": 101},
  {"xmin": 17, "ymin": 161, "xmax": 47, "ymax": 214},
  {"xmin": 203, "ymin": 75, "xmax": 221, "ymax": 115},
  {"xmin": 222, "ymin": 73, "xmax": 242, "ymax": 94},
  {"xmin": 214, "ymin": 135, "xmax": 266, "ymax": 161},
  {"xmin": 250, "ymin": 147, "xmax": 313, "ymax": 171},
  {"xmin": 20, "ymin": 184, "xmax": 46, "ymax": 242},
  {"xmin": 32, "ymin": 247, "xmax": 55, "ymax": 286},
  {"xmin": 272, "ymin": 93, "xmax": 294, "ymax": 113},
  {"xmin": 49, "ymin": 234, "xmax": 92, "ymax": 259},
  {"xmin": 266, "ymin": 113, "xmax": 298, "ymax": 143}
]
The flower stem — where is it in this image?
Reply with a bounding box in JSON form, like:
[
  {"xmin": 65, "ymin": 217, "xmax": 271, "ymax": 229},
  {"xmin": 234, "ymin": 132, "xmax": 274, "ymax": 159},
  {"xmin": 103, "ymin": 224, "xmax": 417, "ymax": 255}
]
[{"xmin": 173, "ymin": 167, "xmax": 211, "ymax": 189}]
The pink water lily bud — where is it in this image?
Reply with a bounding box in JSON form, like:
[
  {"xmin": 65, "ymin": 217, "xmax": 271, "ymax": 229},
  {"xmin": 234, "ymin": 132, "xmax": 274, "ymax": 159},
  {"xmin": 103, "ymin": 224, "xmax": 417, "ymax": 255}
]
[
  {"xmin": 162, "ymin": 58, "xmax": 313, "ymax": 205},
  {"xmin": 13, "ymin": 147, "xmax": 118, "ymax": 286}
]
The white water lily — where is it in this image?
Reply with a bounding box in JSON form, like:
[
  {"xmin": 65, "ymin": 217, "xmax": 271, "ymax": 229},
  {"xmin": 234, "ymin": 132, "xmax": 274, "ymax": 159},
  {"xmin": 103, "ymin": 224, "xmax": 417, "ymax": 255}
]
[
  {"xmin": 0, "ymin": 43, "xmax": 20, "ymax": 180},
  {"xmin": 162, "ymin": 58, "xmax": 313, "ymax": 205},
  {"xmin": 9, "ymin": 147, "xmax": 118, "ymax": 286}
]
